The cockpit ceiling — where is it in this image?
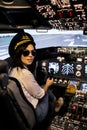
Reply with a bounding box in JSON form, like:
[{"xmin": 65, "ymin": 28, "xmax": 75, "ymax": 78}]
[{"xmin": 0, "ymin": 0, "xmax": 87, "ymax": 30}]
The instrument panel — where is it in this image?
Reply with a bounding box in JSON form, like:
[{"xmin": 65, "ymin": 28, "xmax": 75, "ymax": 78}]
[{"xmin": 36, "ymin": 46, "xmax": 87, "ymax": 95}]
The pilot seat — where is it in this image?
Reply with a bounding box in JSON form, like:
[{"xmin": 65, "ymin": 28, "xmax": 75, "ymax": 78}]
[{"xmin": 0, "ymin": 59, "xmax": 53, "ymax": 130}]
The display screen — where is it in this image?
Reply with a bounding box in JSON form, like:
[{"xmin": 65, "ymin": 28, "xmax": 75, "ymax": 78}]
[
  {"xmin": 61, "ymin": 63, "xmax": 74, "ymax": 76},
  {"xmin": 79, "ymin": 83, "xmax": 87, "ymax": 92},
  {"xmin": 84, "ymin": 64, "xmax": 87, "ymax": 78},
  {"xmin": 69, "ymin": 80, "xmax": 79, "ymax": 86},
  {"xmin": 48, "ymin": 62, "xmax": 59, "ymax": 75},
  {"xmin": 66, "ymin": 80, "xmax": 79, "ymax": 94}
]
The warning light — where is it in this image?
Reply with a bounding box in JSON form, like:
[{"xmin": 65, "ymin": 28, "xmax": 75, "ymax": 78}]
[
  {"xmin": 72, "ymin": 105, "xmax": 77, "ymax": 110},
  {"xmin": 58, "ymin": 11, "xmax": 63, "ymax": 18},
  {"xmin": 69, "ymin": 10, "xmax": 73, "ymax": 17}
]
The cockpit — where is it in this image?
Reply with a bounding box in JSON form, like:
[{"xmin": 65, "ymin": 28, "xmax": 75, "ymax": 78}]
[
  {"xmin": 0, "ymin": 0, "xmax": 87, "ymax": 130},
  {"xmin": 0, "ymin": 29, "xmax": 87, "ymax": 130}
]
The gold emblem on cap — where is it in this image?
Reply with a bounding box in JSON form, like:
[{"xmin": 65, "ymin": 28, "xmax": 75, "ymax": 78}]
[
  {"xmin": 21, "ymin": 35, "xmax": 30, "ymax": 40},
  {"xmin": 14, "ymin": 35, "xmax": 31, "ymax": 50}
]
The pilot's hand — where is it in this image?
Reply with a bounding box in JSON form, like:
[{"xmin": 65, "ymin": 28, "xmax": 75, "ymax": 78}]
[
  {"xmin": 46, "ymin": 77, "xmax": 54, "ymax": 87},
  {"xmin": 43, "ymin": 77, "xmax": 54, "ymax": 92}
]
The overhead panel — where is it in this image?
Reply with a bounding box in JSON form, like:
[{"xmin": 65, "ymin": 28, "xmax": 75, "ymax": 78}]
[
  {"xmin": 0, "ymin": 0, "xmax": 87, "ymax": 30},
  {"xmin": 32, "ymin": 0, "xmax": 87, "ymax": 30},
  {"xmin": 0, "ymin": 0, "xmax": 51, "ymax": 29}
]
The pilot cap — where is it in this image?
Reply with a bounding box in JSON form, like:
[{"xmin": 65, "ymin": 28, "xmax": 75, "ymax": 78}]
[{"xmin": 8, "ymin": 31, "xmax": 35, "ymax": 58}]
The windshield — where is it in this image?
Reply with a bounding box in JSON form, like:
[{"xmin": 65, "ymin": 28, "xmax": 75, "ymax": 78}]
[{"xmin": 0, "ymin": 29, "xmax": 87, "ymax": 59}]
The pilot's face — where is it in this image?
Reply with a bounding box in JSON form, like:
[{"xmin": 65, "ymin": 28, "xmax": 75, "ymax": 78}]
[{"xmin": 21, "ymin": 44, "xmax": 35, "ymax": 65}]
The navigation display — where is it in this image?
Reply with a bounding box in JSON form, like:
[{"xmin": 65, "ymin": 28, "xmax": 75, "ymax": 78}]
[
  {"xmin": 48, "ymin": 62, "xmax": 59, "ymax": 75},
  {"xmin": 61, "ymin": 63, "xmax": 74, "ymax": 76},
  {"xmin": 79, "ymin": 83, "xmax": 87, "ymax": 92}
]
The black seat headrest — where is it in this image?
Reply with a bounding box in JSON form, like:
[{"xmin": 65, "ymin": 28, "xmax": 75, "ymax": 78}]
[
  {"xmin": 0, "ymin": 60, "xmax": 8, "ymax": 91},
  {"xmin": 0, "ymin": 60, "xmax": 8, "ymax": 74}
]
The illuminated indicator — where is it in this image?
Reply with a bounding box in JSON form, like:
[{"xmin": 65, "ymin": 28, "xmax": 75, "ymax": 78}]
[
  {"xmin": 58, "ymin": 11, "xmax": 63, "ymax": 18},
  {"xmin": 85, "ymin": 65, "xmax": 87, "ymax": 73},
  {"xmin": 72, "ymin": 105, "xmax": 77, "ymax": 110},
  {"xmin": 69, "ymin": 10, "xmax": 73, "ymax": 17},
  {"xmin": 42, "ymin": 61, "xmax": 46, "ymax": 66},
  {"xmin": 61, "ymin": 63, "xmax": 74, "ymax": 75},
  {"xmin": 84, "ymin": 65, "xmax": 87, "ymax": 78}
]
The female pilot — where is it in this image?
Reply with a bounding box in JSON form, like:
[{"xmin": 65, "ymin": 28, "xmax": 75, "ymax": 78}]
[{"xmin": 8, "ymin": 31, "xmax": 64, "ymax": 123}]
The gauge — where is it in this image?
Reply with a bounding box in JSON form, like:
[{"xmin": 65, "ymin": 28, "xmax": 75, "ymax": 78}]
[
  {"xmin": 76, "ymin": 64, "xmax": 82, "ymax": 70},
  {"xmin": 75, "ymin": 71, "xmax": 81, "ymax": 77}
]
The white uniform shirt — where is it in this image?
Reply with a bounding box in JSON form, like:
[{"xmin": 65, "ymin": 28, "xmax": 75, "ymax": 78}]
[{"xmin": 9, "ymin": 67, "xmax": 45, "ymax": 108}]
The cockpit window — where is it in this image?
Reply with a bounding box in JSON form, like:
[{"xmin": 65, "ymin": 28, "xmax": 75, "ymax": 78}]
[{"xmin": 0, "ymin": 29, "xmax": 87, "ymax": 59}]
